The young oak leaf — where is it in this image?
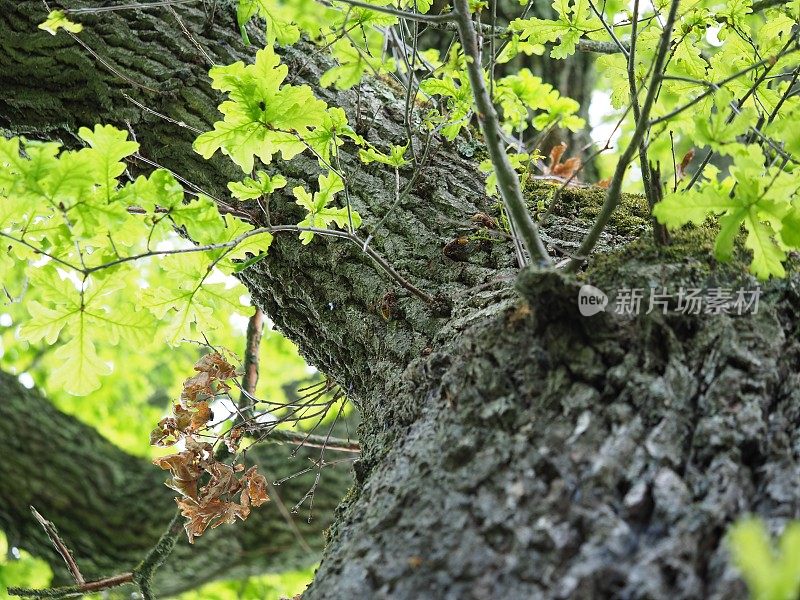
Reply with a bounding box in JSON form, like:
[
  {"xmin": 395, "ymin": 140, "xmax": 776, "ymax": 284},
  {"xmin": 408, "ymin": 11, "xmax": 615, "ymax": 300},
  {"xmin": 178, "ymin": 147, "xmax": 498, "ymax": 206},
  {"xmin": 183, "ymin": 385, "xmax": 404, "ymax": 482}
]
[
  {"xmin": 38, "ymin": 10, "xmax": 82, "ymax": 35},
  {"xmin": 227, "ymin": 171, "xmax": 287, "ymax": 200},
  {"xmin": 237, "ymin": 0, "xmax": 301, "ymax": 46},
  {"xmin": 359, "ymin": 143, "xmax": 410, "ymax": 167},
  {"xmin": 303, "ymin": 107, "xmax": 364, "ymax": 163},
  {"xmin": 654, "ymin": 147, "xmax": 796, "ymax": 279},
  {"xmin": 320, "ymin": 38, "xmax": 395, "ymax": 90},
  {"xmin": 418, "ymin": 73, "xmax": 473, "ymax": 141},
  {"xmin": 293, "ymin": 172, "xmax": 361, "ymax": 243},
  {"xmin": 194, "ymin": 47, "xmax": 327, "ymax": 173},
  {"xmin": 217, "ymin": 218, "xmax": 274, "ymax": 266},
  {"xmin": 728, "ymin": 519, "xmax": 800, "ymax": 600},
  {"xmin": 78, "ymin": 125, "xmax": 139, "ymax": 192},
  {"xmin": 141, "ymin": 254, "xmax": 244, "ymax": 345},
  {"xmin": 510, "ymin": 0, "xmax": 601, "ymax": 59},
  {"xmin": 51, "ymin": 332, "xmax": 112, "ymax": 396}
]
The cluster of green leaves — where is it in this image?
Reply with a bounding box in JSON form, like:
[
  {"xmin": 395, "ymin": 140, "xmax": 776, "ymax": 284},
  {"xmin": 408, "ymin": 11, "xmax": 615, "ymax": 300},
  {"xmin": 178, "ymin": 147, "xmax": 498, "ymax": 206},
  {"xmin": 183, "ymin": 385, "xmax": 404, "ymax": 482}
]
[
  {"xmin": 509, "ymin": 0, "xmax": 604, "ymax": 59},
  {"xmin": 513, "ymin": 0, "xmax": 800, "ymax": 279},
  {"xmin": 293, "ymin": 172, "xmax": 361, "ymax": 243},
  {"xmin": 237, "ymin": 0, "xmax": 397, "ymax": 89},
  {"xmin": 419, "ymin": 70, "xmax": 582, "ymax": 155},
  {"xmin": 0, "ymin": 126, "xmax": 272, "ymax": 395},
  {"xmin": 729, "ymin": 518, "xmax": 800, "ymax": 600},
  {"xmin": 193, "ymin": 44, "xmax": 378, "ymax": 253},
  {"xmin": 654, "ymin": 137, "xmax": 800, "ymax": 279},
  {"xmin": 642, "ymin": 4, "xmax": 800, "ymax": 279}
]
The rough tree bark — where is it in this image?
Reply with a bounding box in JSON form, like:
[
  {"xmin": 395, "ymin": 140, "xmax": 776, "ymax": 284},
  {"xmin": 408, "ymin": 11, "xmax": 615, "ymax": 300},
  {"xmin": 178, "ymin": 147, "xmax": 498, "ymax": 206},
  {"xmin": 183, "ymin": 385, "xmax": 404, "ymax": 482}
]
[
  {"xmin": 2, "ymin": 2, "xmax": 799, "ymax": 599},
  {"xmin": 0, "ymin": 369, "xmax": 352, "ymax": 596}
]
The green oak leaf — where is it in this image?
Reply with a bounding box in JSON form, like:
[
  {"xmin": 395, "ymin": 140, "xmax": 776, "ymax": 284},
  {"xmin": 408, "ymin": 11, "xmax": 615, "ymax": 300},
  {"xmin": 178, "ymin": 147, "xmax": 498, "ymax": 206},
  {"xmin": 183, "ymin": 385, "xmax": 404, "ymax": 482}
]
[
  {"xmin": 359, "ymin": 144, "xmax": 410, "ymax": 167},
  {"xmin": 228, "ymin": 172, "xmax": 287, "ymax": 200},
  {"xmin": 38, "ymin": 10, "xmax": 82, "ymax": 35},
  {"xmin": 292, "ymin": 172, "xmax": 361, "ymax": 244},
  {"xmin": 654, "ymin": 147, "xmax": 796, "ymax": 279},
  {"xmin": 510, "ymin": 0, "xmax": 601, "ymax": 59},
  {"xmin": 194, "ymin": 47, "xmax": 327, "ymax": 172}
]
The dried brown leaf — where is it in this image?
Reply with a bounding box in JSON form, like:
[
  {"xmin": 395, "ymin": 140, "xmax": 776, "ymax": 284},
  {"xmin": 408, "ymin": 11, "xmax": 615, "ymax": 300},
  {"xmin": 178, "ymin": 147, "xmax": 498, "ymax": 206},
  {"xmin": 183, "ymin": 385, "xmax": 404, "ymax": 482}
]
[
  {"xmin": 199, "ymin": 462, "xmax": 242, "ymax": 502},
  {"xmin": 190, "ymin": 401, "xmax": 212, "ymax": 431},
  {"xmin": 551, "ymin": 157, "xmax": 581, "ymax": 179},
  {"xmin": 194, "ymin": 353, "xmax": 237, "ymax": 380},
  {"xmin": 549, "ymin": 142, "xmax": 567, "ymax": 167},
  {"xmin": 242, "ymin": 466, "xmax": 270, "ymax": 508},
  {"xmin": 173, "ymin": 404, "xmax": 193, "ymax": 431},
  {"xmin": 149, "ymin": 418, "xmax": 180, "ymax": 447},
  {"xmin": 180, "ymin": 371, "xmax": 214, "ymax": 405},
  {"xmin": 470, "ymin": 212, "xmax": 497, "ymax": 229},
  {"xmin": 152, "ymin": 436, "xmax": 213, "ymax": 500},
  {"xmin": 225, "ymin": 427, "xmax": 244, "ymax": 453},
  {"xmin": 153, "ymin": 451, "xmax": 202, "ymax": 500},
  {"xmin": 545, "ymin": 142, "xmax": 581, "ymax": 181},
  {"xmin": 676, "ymin": 148, "xmax": 695, "ymax": 180},
  {"xmin": 176, "ymin": 497, "xmax": 250, "ymax": 544}
]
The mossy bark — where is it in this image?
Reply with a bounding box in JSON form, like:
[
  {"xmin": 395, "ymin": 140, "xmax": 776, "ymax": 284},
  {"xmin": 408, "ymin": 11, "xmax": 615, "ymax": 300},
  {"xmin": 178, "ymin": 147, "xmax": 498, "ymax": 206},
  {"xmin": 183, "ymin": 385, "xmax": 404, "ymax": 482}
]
[{"xmin": 2, "ymin": 2, "xmax": 799, "ymax": 599}]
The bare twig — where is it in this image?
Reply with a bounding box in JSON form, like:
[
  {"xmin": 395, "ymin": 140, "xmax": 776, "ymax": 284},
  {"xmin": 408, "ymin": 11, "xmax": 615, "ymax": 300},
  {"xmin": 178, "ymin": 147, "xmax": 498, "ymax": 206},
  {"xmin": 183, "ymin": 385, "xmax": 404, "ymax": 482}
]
[
  {"xmin": 29, "ymin": 507, "xmax": 84, "ymax": 586},
  {"xmin": 245, "ymin": 426, "xmax": 361, "ymax": 453},
  {"xmin": 566, "ymin": 0, "xmax": 681, "ymax": 271},
  {"xmin": 321, "ymin": 0, "xmax": 455, "ymax": 23},
  {"xmin": 9, "ymin": 573, "xmax": 134, "ymax": 599},
  {"xmin": 64, "ymin": 0, "xmax": 197, "ymax": 13}
]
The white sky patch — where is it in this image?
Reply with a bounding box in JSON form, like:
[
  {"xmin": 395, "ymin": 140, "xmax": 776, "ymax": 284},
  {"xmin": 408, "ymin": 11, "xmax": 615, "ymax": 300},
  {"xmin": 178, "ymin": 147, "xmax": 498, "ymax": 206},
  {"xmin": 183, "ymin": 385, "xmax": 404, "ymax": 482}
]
[
  {"xmin": 229, "ymin": 312, "xmax": 250, "ymax": 334},
  {"xmin": 18, "ymin": 372, "xmax": 34, "ymax": 389},
  {"xmin": 56, "ymin": 267, "xmax": 83, "ymax": 291},
  {"xmin": 254, "ymin": 411, "xmax": 278, "ymax": 425},
  {"xmin": 706, "ymin": 25, "xmax": 724, "ymax": 47},
  {"xmin": 210, "ymin": 396, "xmax": 238, "ymax": 429},
  {"xmin": 589, "ymin": 90, "xmax": 620, "ymax": 147},
  {"xmin": 0, "ymin": 313, "xmax": 12, "ymax": 327}
]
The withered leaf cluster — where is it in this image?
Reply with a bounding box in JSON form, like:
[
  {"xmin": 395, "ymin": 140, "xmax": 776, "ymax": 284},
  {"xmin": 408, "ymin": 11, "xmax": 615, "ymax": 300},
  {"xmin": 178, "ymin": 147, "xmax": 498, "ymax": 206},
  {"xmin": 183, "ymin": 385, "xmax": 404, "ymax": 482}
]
[
  {"xmin": 150, "ymin": 352, "xmax": 237, "ymax": 446},
  {"xmin": 150, "ymin": 353, "xmax": 269, "ymax": 542}
]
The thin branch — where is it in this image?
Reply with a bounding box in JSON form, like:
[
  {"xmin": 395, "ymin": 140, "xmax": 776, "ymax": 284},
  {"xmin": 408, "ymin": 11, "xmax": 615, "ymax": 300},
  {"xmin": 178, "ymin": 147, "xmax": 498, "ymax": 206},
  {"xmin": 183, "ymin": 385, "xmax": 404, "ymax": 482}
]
[
  {"xmin": 430, "ymin": 21, "xmax": 628, "ymax": 54},
  {"xmin": 322, "ymin": 0, "xmax": 456, "ymax": 23},
  {"xmin": 238, "ymin": 307, "xmax": 265, "ymax": 416},
  {"xmin": 64, "ymin": 0, "xmax": 196, "ymax": 13},
  {"xmin": 132, "ymin": 511, "xmax": 183, "ymax": 600},
  {"xmin": 566, "ymin": 0, "xmax": 681, "ymax": 272},
  {"xmin": 29, "ymin": 507, "xmax": 84, "ymax": 586},
  {"xmin": 9, "ymin": 573, "xmax": 134, "ymax": 599},
  {"xmin": 247, "ymin": 426, "xmax": 361, "ymax": 454},
  {"xmin": 452, "ymin": 0, "xmax": 551, "ymax": 266}
]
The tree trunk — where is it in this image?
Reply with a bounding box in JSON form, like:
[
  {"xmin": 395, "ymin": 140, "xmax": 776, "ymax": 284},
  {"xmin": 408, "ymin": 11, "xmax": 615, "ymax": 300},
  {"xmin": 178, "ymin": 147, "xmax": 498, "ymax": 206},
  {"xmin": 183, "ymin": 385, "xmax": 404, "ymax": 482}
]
[
  {"xmin": 0, "ymin": 370, "xmax": 351, "ymax": 596},
  {"xmin": 2, "ymin": 2, "xmax": 798, "ymax": 599}
]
